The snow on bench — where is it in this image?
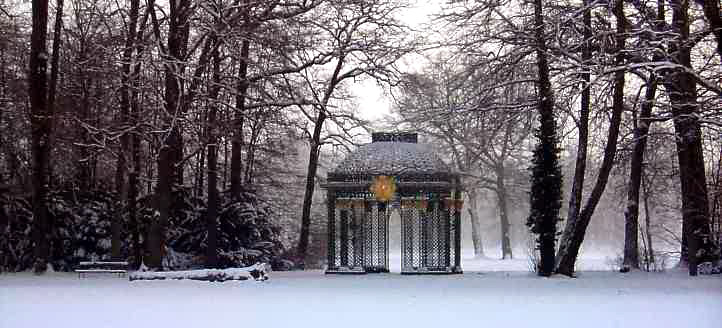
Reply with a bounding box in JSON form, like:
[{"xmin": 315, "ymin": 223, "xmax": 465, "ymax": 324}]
[
  {"xmin": 129, "ymin": 263, "xmax": 270, "ymax": 282},
  {"xmin": 75, "ymin": 261, "xmax": 128, "ymax": 278}
]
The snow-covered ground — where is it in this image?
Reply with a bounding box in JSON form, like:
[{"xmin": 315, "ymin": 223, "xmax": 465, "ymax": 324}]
[{"xmin": 2, "ymin": 258, "xmax": 720, "ymax": 328}]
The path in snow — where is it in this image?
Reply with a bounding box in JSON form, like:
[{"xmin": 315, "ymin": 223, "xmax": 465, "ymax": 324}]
[{"xmin": 2, "ymin": 260, "xmax": 720, "ymax": 328}]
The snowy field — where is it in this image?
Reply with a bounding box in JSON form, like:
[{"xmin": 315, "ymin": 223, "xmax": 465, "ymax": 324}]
[{"xmin": 2, "ymin": 258, "xmax": 720, "ymax": 328}]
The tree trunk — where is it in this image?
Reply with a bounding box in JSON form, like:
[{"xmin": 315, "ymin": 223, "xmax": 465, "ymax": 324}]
[
  {"xmin": 48, "ymin": 0, "xmax": 62, "ymax": 124},
  {"xmin": 0, "ymin": 45, "xmax": 5, "ymax": 186},
  {"xmin": 30, "ymin": 0, "xmax": 51, "ymax": 273},
  {"xmin": 666, "ymin": 0, "xmax": 716, "ymax": 276},
  {"xmin": 467, "ymin": 189, "xmax": 485, "ymax": 258},
  {"xmin": 555, "ymin": 0, "xmax": 626, "ymax": 276},
  {"xmin": 566, "ymin": 0, "xmax": 591, "ymax": 231},
  {"xmin": 223, "ymin": 132, "xmax": 229, "ymax": 188},
  {"xmin": 622, "ymin": 76, "xmax": 657, "ymax": 272},
  {"xmin": 195, "ymin": 147, "xmax": 206, "ymax": 198},
  {"xmin": 205, "ymin": 34, "xmax": 220, "ymax": 269},
  {"xmin": 636, "ymin": 0, "xmax": 665, "ymax": 272},
  {"xmin": 496, "ymin": 166, "xmax": 512, "ymax": 259},
  {"xmin": 244, "ymin": 114, "xmax": 263, "ymax": 185},
  {"xmin": 113, "ymin": 162, "xmax": 125, "ymax": 261},
  {"xmin": 528, "ymin": 0, "xmax": 562, "ymax": 277},
  {"xmin": 701, "ymin": 0, "xmax": 722, "ymax": 57},
  {"xmin": 713, "ymin": 142, "xmax": 722, "ymax": 248},
  {"xmin": 642, "ymin": 173, "xmax": 655, "ymax": 268},
  {"xmin": 297, "ymin": 111, "xmax": 326, "ymax": 268},
  {"xmin": 43, "ymin": 0, "xmax": 64, "ymax": 267},
  {"xmin": 128, "ymin": 3, "xmax": 149, "ymax": 269},
  {"xmin": 297, "ymin": 51, "xmax": 347, "ymax": 268},
  {"xmin": 77, "ymin": 46, "xmax": 92, "ymax": 190},
  {"xmin": 129, "ymin": 118, "xmax": 141, "ymax": 268},
  {"xmin": 230, "ymin": 39, "xmax": 250, "ymax": 200},
  {"xmin": 114, "ymin": 0, "xmax": 140, "ymax": 261},
  {"xmin": 149, "ymin": 0, "xmax": 191, "ymax": 269}
]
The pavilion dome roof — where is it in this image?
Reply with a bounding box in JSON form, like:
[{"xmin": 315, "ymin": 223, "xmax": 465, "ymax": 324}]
[{"xmin": 328, "ymin": 133, "xmax": 453, "ymax": 181}]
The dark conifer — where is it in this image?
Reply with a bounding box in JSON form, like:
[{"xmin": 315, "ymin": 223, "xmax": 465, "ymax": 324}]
[{"xmin": 526, "ymin": 0, "xmax": 562, "ymax": 277}]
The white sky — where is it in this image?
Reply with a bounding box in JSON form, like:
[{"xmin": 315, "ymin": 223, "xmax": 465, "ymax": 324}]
[{"xmin": 353, "ymin": 0, "xmax": 441, "ymax": 123}]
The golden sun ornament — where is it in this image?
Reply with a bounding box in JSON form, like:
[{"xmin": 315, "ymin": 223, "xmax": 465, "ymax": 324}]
[{"xmin": 369, "ymin": 175, "xmax": 396, "ymax": 203}]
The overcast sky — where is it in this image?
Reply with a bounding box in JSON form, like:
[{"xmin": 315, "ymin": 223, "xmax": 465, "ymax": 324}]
[{"xmin": 353, "ymin": 0, "xmax": 441, "ymax": 123}]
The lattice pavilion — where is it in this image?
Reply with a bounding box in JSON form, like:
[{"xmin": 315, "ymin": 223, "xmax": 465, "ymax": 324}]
[{"xmin": 322, "ymin": 132, "xmax": 463, "ymax": 274}]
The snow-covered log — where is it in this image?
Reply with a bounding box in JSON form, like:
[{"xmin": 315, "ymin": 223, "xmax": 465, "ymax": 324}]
[{"xmin": 129, "ymin": 263, "xmax": 270, "ymax": 282}]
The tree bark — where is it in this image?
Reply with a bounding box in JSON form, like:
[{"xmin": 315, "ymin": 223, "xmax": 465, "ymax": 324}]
[
  {"xmin": 129, "ymin": 2, "xmax": 150, "ymax": 269},
  {"xmin": 48, "ymin": 0, "xmax": 62, "ymax": 123},
  {"xmin": 712, "ymin": 141, "xmax": 722, "ymax": 248},
  {"xmin": 496, "ymin": 166, "xmax": 513, "ymax": 259},
  {"xmin": 129, "ymin": 113, "xmax": 141, "ymax": 268},
  {"xmin": 467, "ymin": 189, "xmax": 485, "ymax": 258},
  {"xmin": 713, "ymin": 143, "xmax": 722, "ymax": 248},
  {"xmin": 230, "ymin": 39, "xmax": 250, "ymax": 200},
  {"xmin": 244, "ymin": 115, "xmax": 263, "ymax": 185},
  {"xmin": 701, "ymin": 0, "xmax": 722, "ymax": 57},
  {"xmin": 30, "ymin": 0, "xmax": 51, "ymax": 273},
  {"xmin": 204, "ymin": 21, "xmax": 221, "ymax": 268},
  {"xmin": 297, "ymin": 50, "xmax": 348, "ymax": 267},
  {"xmin": 666, "ymin": 0, "xmax": 716, "ymax": 276},
  {"xmin": 76, "ymin": 37, "xmax": 92, "ymax": 190},
  {"xmin": 114, "ymin": 0, "xmax": 140, "ymax": 261},
  {"xmin": 44, "ymin": 0, "xmax": 64, "ymax": 267},
  {"xmin": 0, "ymin": 45, "xmax": 6, "ymax": 186},
  {"xmin": 297, "ymin": 111, "xmax": 325, "ymax": 268},
  {"xmin": 149, "ymin": 0, "xmax": 191, "ymax": 269},
  {"xmin": 528, "ymin": 0, "xmax": 561, "ymax": 277},
  {"xmin": 641, "ymin": 173, "xmax": 655, "ymax": 267},
  {"xmin": 622, "ymin": 76, "xmax": 657, "ymax": 271},
  {"xmin": 566, "ymin": 0, "xmax": 591, "ymax": 232},
  {"xmin": 195, "ymin": 149, "xmax": 206, "ymax": 198},
  {"xmin": 556, "ymin": 0, "xmax": 627, "ymax": 276}
]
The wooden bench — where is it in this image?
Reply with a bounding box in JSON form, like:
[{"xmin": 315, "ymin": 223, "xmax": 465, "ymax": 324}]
[{"xmin": 75, "ymin": 261, "xmax": 128, "ymax": 278}]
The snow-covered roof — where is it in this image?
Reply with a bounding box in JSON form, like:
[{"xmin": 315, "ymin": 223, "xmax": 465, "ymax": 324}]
[{"xmin": 329, "ymin": 133, "xmax": 452, "ymax": 178}]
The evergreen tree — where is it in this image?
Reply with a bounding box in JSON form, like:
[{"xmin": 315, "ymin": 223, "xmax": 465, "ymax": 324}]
[
  {"xmin": 526, "ymin": 120, "xmax": 563, "ymax": 276},
  {"xmin": 526, "ymin": 0, "xmax": 562, "ymax": 277}
]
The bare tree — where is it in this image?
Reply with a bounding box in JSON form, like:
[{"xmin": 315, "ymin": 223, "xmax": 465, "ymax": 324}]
[
  {"xmin": 295, "ymin": 0, "xmax": 411, "ymax": 266},
  {"xmin": 148, "ymin": 0, "xmax": 193, "ymax": 269},
  {"xmin": 621, "ymin": 0, "xmax": 667, "ymax": 272},
  {"xmin": 395, "ymin": 56, "xmax": 534, "ymax": 260},
  {"xmin": 564, "ymin": 0, "xmax": 592, "ymax": 250},
  {"xmin": 701, "ymin": 0, "xmax": 722, "ymax": 57},
  {"xmin": 664, "ymin": 0, "xmax": 717, "ymax": 276},
  {"xmin": 29, "ymin": 0, "xmax": 52, "ymax": 273},
  {"xmin": 114, "ymin": 0, "xmax": 141, "ymax": 261},
  {"xmin": 466, "ymin": 189, "xmax": 485, "ymax": 257},
  {"xmin": 527, "ymin": 0, "xmax": 562, "ymax": 277},
  {"xmin": 205, "ymin": 15, "xmax": 221, "ymax": 268},
  {"xmin": 555, "ymin": 0, "xmax": 628, "ymax": 277}
]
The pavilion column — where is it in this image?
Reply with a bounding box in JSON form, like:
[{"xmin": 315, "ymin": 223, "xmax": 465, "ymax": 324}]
[
  {"xmin": 421, "ymin": 198, "xmax": 430, "ymax": 269},
  {"xmin": 454, "ymin": 187, "xmax": 462, "ymax": 271},
  {"xmin": 326, "ymin": 192, "xmax": 336, "ymax": 270},
  {"xmin": 379, "ymin": 201, "xmax": 388, "ymax": 271},
  {"xmin": 444, "ymin": 195, "xmax": 451, "ymax": 268},
  {"xmin": 352, "ymin": 203, "xmax": 363, "ymax": 267},
  {"xmin": 364, "ymin": 199, "xmax": 381, "ymax": 271},
  {"xmin": 339, "ymin": 207, "xmax": 349, "ymax": 267}
]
